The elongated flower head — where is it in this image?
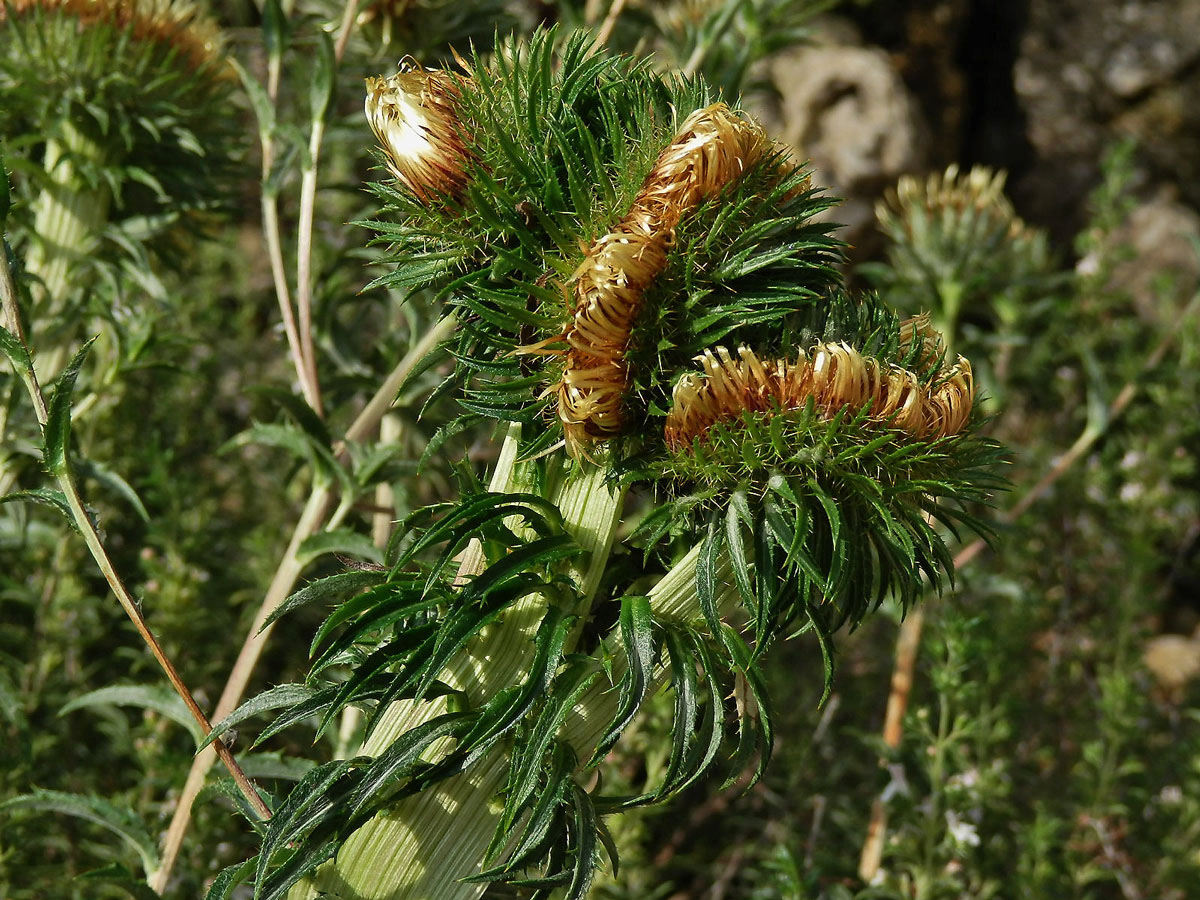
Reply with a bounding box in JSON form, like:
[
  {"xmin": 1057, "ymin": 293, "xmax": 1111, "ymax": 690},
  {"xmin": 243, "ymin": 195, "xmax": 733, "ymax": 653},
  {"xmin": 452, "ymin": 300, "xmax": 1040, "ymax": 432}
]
[
  {"xmin": 365, "ymin": 66, "xmax": 471, "ymax": 203},
  {"xmin": 556, "ymin": 103, "xmax": 776, "ymax": 455},
  {"xmin": 663, "ymin": 333, "xmax": 975, "ymax": 452}
]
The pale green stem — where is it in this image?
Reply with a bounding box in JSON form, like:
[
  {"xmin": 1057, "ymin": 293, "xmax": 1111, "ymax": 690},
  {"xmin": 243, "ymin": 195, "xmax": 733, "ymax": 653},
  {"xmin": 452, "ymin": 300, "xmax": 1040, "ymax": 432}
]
[
  {"xmin": 26, "ymin": 121, "xmax": 113, "ymax": 382},
  {"xmin": 1, "ymin": 123, "xmax": 110, "ymax": 496}
]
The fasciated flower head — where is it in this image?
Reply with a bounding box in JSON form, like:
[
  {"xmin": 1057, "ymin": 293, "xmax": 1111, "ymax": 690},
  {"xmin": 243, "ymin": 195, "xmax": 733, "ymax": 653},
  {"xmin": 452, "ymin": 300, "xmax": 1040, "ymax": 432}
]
[
  {"xmin": 555, "ymin": 103, "xmax": 777, "ymax": 456},
  {"xmin": 663, "ymin": 331, "xmax": 975, "ymax": 453},
  {"xmin": 365, "ymin": 65, "xmax": 472, "ymax": 204}
]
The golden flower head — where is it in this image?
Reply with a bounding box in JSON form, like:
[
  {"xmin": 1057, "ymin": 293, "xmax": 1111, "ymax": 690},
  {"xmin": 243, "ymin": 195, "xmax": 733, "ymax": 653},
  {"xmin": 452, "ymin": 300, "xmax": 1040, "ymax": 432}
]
[
  {"xmin": 553, "ymin": 103, "xmax": 777, "ymax": 457},
  {"xmin": 365, "ymin": 64, "xmax": 471, "ymax": 204},
  {"xmin": 664, "ymin": 327, "xmax": 974, "ymax": 452}
]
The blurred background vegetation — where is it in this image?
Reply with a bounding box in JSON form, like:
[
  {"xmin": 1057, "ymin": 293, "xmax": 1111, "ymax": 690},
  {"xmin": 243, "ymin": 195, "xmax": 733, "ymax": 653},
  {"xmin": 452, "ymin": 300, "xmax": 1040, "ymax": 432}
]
[{"xmin": 2, "ymin": 0, "xmax": 1198, "ymax": 898}]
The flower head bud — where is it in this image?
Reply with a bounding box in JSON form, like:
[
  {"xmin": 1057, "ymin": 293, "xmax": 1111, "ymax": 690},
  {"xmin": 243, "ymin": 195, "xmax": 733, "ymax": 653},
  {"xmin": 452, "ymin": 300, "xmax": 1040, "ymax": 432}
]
[
  {"xmin": 365, "ymin": 66, "xmax": 471, "ymax": 204},
  {"xmin": 875, "ymin": 164, "xmax": 1050, "ymax": 309}
]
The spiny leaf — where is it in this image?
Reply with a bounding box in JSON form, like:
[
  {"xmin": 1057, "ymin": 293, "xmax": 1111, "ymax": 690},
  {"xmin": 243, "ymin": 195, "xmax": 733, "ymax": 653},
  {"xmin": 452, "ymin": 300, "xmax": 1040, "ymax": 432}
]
[
  {"xmin": 60, "ymin": 684, "xmax": 202, "ymax": 744},
  {"xmin": 346, "ymin": 713, "xmax": 474, "ymax": 819},
  {"xmin": 261, "ymin": 570, "xmax": 383, "ymax": 631},
  {"xmin": 255, "ymin": 758, "xmax": 359, "ymax": 891},
  {"xmin": 296, "ymin": 529, "xmax": 385, "ymax": 568},
  {"xmin": 0, "ymin": 324, "xmax": 33, "ymax": 376},
  {"xmin": 564, "ymin": 782, "xmax": 600, "ymax": 900},
  {"xmin": 199, "ymin": 684, "xmax": 317, "ymax": 752},
  {"xmin": 504, "ymin": 662, "xmax": 597, "ymax": 830},
  {"xmin": 0, "ymin": 488, "xmax": 78, "ymax": 531},
  {"xmin": 204, "ymin": 857, "xmax": 258, "ymax": 900},
  {"xmin": 43, "ymin": 339, "xmax": 94, "ymax": 476},
  {"xmin": 589, "ymin": 595, "xmax": 655, "ymax": 765}
]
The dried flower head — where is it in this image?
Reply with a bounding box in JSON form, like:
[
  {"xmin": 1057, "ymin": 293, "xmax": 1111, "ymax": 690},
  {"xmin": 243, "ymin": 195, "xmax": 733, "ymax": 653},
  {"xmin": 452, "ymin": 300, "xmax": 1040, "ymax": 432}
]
[
  {"xmin": 1, "ymin": 0, "xmax": 223, "ymax": 72},
  {"xmin": 664, "ymin": 327, "xmax": 974, "ymax": 451},
  {"xmin": 365, "ymin": 65, "xmax": 472, "ymax": 203},
  {"xmin": 555, "ymin": 103, "xmax": 773, "ymax": 455}
]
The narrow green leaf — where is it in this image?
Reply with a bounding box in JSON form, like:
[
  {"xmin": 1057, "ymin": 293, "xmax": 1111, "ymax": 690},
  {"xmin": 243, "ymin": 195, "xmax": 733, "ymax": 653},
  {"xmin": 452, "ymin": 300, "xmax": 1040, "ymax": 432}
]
[
  {"xmin": 724, "ymin": 492, "xmax": 754, "ymax": 607},
  {"xmin": 199, "ymin": 684, "xmax": 316, "ymax": 751},
  {"xmin": 255, "ymin": 759, "xmax": 358, "ymax": 892},
  {"xmin": 0, "ymin": 488, "xmax": 79, "ymax": 531},
  {"xmin": 75, "ymin": 458, "xmax": 150, "ymax": 522},
  {"xmin": 254, "ymin": 386, "xmax": 331, "ymax": 447},
  {"xmin": 505, "ymin": 664, "xmax": 597, "ymax": 828},
  {"xmin": 296, "ymin": 529, "xmax": 384, "ymax": 568},
  {"xmin": 261, "ymin": 570, "xmax": 382, "ymax": 631},
  {"xmin": 0, "ymin": 789, "xmax": 159, "ymax": 878},
  {"xmin": 652, "ymin": 626, "xmax": 700, "ymax": 803},
  {"xmin": 261, "ymin": 0, "xmax": 289, "ymax": 64},
  {"xmin": 43, "ymin": 339, "xmax": 95, "ymax": 476},
  {"xmin": 230, "ymin": 58, "xmax": 275, "ymax": 141},
  {"xmin": 478, "ymin": 742, "xmax": 572, "ymax": 873},
  {"xmin": 346, "ymin": 713, "xmax": 473, "ymax": 818},
  {"xmin": 204, "ymin": 857, "xmax": 258, "ymax": 900},
  {"xmin": 697, "ymin": 518, "xmax": 723, "ymax": 636},
  {"xmin": 60, "ymin": 684, "xmax": 202, "ymax": 744},
  {"xmin": 588, "ymin": 595, "xmax": 655, "ymax": 765},
  {"xmin": 565, "ymin": 783, "xmax": 599, "ymax": 900},
  {"xmin": 719, "ymin": 625, "xmax": 774, "ymax": 791}
]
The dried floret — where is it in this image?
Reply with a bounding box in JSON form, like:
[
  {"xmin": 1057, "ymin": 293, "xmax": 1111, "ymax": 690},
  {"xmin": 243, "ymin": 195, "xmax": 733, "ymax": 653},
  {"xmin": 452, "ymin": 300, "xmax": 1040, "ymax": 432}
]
[{"xmin": 664, "ymin": 331, "xmax": 974, "ymax": 451}]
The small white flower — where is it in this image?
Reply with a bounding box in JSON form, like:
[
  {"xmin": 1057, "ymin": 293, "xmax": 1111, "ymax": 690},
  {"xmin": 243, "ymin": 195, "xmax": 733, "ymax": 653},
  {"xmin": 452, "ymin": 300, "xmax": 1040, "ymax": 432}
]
[{"xmin": 946, "ymin": 810, "xmax": 981, "ymax": 848}]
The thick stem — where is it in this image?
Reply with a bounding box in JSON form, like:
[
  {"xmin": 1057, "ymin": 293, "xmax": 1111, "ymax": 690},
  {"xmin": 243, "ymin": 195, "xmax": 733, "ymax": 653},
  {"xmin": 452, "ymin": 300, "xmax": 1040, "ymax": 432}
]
[
  {"xmin": 291, "ymin": 447, "xmax": 627, "ymax": 899},
  {"xmin": 25, "ymin": 122, "xmax": 112, "ymax": 381}
]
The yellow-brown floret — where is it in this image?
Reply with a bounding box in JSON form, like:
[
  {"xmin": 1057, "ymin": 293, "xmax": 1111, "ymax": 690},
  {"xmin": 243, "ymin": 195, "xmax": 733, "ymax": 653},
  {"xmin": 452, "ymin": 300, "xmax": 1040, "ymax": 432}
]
[
  {"xmin": 663, "ymin": 326, "xmax": 974, "ymax": 452},
  {"xmin": 554, "ymin": 103, "xmax": 776, "ymax": 456}
]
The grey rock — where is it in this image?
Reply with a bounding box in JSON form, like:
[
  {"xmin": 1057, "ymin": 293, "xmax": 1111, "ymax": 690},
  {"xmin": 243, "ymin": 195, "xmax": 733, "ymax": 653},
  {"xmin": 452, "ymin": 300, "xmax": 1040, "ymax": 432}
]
[{"xmin": 754, "ymin": 43, "xmax": 930, "ymax": 249}]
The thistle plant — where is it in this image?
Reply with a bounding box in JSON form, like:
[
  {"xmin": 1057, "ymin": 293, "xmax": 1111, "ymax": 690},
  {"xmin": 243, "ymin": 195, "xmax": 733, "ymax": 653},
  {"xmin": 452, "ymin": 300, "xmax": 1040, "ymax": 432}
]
[
  {"xmin": 0, "ymin": 0, "xmax": 236, "ymax": 369},
  {"xmin": 203, "ymin": 31, "xmax": 1004, "ymax": 900},
  {"xmin": 867, "ymin": 165, "xmax": 1055, "ymax": 365}
]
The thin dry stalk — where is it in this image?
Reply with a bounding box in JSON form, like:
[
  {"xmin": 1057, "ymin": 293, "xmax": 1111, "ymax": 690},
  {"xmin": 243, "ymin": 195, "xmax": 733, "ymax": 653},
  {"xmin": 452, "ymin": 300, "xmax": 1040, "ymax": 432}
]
[
  {"xmin": 153, "ymin": 315, "xmax": 456, "ymax": 889},
  {"xmin": 0, "ymin": 230, "xmax": 271, "ymax": 839},
  {"xmin": 595, "ymin": 0, "xmax": 628, "ymax": 46}
]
